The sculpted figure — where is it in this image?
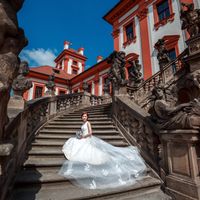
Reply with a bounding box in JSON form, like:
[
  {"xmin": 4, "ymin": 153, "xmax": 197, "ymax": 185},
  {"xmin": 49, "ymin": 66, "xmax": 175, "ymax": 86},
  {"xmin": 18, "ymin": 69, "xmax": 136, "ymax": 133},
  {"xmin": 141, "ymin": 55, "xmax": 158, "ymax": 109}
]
[
  {"xmin": 45, "ymin": 74, "xmax": 55, "ymax": 95},
  {"xmin": 107, "ymin": 51, "xmax": 127, "ymax": 87},
  {"xmin": 0, "ymin": 0, "xmax": 27, "ymax": 54},
  {"xmin": 0, "ymin": 0, "xmax": 27, "ymax": 138},
  {"xmin": 155, "ymin": 39, "xmax": 171, "ymax": 70},
  {"xmin": 12, "ymin": 61, "xmax": 32, "ymax": 96},
  {"xmin": 180, "ymin": 3, "xmax": 200, "ymax": 37},
  {"xmin": 151, "ymin": 84, "xmax": 200, "ymax": 130},
  {"xmin": 128, "ymin": 60, "xmax": 143, "ymax": 87}
]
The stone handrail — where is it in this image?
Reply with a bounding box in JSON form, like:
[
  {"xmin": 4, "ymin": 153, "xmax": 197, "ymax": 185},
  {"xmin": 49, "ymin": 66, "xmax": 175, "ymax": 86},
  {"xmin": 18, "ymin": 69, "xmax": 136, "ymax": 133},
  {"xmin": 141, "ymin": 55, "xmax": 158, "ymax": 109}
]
[
  {"xmin": 112, "ymin": 95, "xmax": 160, "ymax": 172},
  {"xmin": 90, "ymin": 95, "xmax": 103, "ymax": 106},
  {"xmin": 0, "ymin": 92, "xmax": 106, "ymax": 200},
  {"xmin": 127, "ymin": 49, "xmax": 188, "ymax": 104}
]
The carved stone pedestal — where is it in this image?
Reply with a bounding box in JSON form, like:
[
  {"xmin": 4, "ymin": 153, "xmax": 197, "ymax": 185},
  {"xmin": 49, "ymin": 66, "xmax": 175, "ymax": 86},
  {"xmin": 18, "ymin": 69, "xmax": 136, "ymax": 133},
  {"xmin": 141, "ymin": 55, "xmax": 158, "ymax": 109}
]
[
  {"xmin": 160, "ymin": 129, "xmax": 200, "ymax": 200},
  {"xmin": 113, "ymin": 86, "xmax": 128, "ymax": 96},
  {"xmin": 184, "ymin": 35, "xmax": 200, "ymax": 72},
  {"xmin": 81, "ymin": 92, "xmax": 91, "ymax": 106},
  {"xmin": 44, "ymin": 90, "xmax": 55, "ymax": 97},
  {"xmin": 7, "ymin": 95, "xmax": 25, "ymax": 118}
]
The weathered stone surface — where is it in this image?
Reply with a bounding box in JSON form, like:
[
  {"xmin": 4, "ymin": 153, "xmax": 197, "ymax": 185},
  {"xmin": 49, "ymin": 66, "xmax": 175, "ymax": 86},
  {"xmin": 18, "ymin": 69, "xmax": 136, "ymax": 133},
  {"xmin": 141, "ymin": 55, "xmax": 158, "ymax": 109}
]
[
  {"xmin": 44, "ymin": 74, "xmax": 55, "ymax": 96},
  {"xmin": 160, "ymin": 129, "xmax": 200, "ymax": 200},
  {"xmin": 150, "ymin": 83, "xmax": 200, "ymax": 130},
  {"xmin": 128, "ymin": 59, "xmax": 143, "ymax": 87},
  {"xmin": 12, "ymin": 61, "xmax": 32, "ymax": 96},
  {"xmin": 155, "ymin": 39, "xmax": 170, "ymax": 70},
  {"xmin": 180, "ymin": 2, "xmax": 200, "ymax": 38},
  {"xmin": 107, "ymin": 51, "xmax": 127, "ymax": 93}
]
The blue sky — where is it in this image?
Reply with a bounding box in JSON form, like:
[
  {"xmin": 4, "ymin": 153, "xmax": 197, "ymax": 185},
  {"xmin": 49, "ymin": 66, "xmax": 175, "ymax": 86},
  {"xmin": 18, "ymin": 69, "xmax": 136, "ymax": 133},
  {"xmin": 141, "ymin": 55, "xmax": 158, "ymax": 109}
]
[{"xmin": 18, "ymin": 0, "xmax": 119, "ymax": 69}]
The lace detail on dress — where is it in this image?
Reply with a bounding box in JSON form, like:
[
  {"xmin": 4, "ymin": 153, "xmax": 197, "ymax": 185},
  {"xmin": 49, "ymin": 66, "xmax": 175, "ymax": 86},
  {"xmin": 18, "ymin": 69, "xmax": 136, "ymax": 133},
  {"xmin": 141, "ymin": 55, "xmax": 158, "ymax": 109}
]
[{"xmin": 59, "ymin": 131, "xmax": 147, "ymax": 190}]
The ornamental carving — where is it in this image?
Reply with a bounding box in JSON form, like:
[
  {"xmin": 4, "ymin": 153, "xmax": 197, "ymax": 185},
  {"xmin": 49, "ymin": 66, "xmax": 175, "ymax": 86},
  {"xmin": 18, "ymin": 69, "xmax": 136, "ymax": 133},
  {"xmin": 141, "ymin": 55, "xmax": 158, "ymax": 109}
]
[
  {"xmin": 0, "ymin": 0, "xmax": 27, "ymax": 139},
  {"xmin": 12, "ymin": 61, "xmax": 32, "ymax": 97},
  {"xmin": 82, "ymin": 81, "xmax": 88, "ymax": 93},
  {"xmin": 128, "ymin": 59, "xmax": 143, "ymax": 87},
  {"xmin": 151, "ymin": 84, "xmax": 200, "ymax": 130},
  {"xmin": 103, "ymin": 78, "xmax": 110, "ymax": 96},
  {"xmin": 107, "ymin": 51, "xmax": 127, "ymax": 90},
  {"xmin": 180, "ymin": 3, "xmax": 200, "ymax": 38},
  {"xmin": 155, "ymin": 39, "xmax": 171, "ymax": 70},
  {"xmin": 137, "ymin": 8, "xmax": 148, "ymax": 21},
  {"xmin": 45, "ymin": 74, "xmax": 55, "ymax": 95}
]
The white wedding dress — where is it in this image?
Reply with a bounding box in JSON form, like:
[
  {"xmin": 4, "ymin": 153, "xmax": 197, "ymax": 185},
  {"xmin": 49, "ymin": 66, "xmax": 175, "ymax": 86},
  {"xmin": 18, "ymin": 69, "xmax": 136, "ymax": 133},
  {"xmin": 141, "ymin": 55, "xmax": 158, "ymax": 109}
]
[{"xmin": 58, "ymin": 121, "xmax": 147, "ymax": 189}]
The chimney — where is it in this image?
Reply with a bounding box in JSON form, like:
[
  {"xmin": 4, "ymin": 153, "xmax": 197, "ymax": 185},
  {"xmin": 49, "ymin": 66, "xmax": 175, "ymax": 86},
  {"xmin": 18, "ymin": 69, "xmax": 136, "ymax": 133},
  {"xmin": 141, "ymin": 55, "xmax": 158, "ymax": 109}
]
[
  {"xmin": 64, "ymin": 41, "xmax": 71, "ymax": 50},
  {"xmin": 97, "ymin": 55, "xmax": 103, "ymax": 63},
  {"xmin": 78, "ymin": 47, "xmax": 84, "ymax": 55}
]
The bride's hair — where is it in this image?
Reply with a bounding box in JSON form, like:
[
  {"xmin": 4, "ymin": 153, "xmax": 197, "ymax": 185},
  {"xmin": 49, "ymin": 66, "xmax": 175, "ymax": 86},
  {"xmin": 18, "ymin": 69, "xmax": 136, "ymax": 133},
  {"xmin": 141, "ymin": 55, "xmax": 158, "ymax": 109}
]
[{"xmin": 81, "ymin": 112, "xmax": 89, "ymax": 119}]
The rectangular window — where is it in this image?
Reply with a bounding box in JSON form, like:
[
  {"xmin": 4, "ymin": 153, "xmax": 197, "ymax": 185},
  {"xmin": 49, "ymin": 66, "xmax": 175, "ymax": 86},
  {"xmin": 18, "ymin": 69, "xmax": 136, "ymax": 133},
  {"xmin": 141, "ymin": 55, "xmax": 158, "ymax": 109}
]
[
  {"xmin": 125, "ymin": 23, "xmax": 134, "ymax": 41},
  {"xmin": 168, "ymin": 48, "xmax": 176, "ymax": 60},
  {"xmin": 157, "ymin": 0, "xmax": 170, "ymax": 21},
  {"xmin": 73, "ymin": 60, "xmax": 78, "ymax": 65},
  {"xmin": 168, "ymin": 48, "xmax": 176, "ymax": 73},
  {"xmin": 87, "ymin": 84, "xmax": 92, "ymax": 93},
  {"xmin": 59, "ymin": 90, "xmax": 66, "ymax": 95},
  {"xmin": 72, "ymin": 69, "xmax": 78, "ymax": 74},
  {"xmin": 35, "ymin": 86, "xmax": 43, "ymax": 98}
]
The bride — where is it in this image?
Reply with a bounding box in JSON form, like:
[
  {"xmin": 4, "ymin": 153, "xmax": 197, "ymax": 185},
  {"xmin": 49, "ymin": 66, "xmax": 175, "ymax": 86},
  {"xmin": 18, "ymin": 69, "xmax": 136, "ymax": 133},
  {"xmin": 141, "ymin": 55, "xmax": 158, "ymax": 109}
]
[{"xmin": 58, "ymin": 112, "xmax": 147, "ymax": 189}]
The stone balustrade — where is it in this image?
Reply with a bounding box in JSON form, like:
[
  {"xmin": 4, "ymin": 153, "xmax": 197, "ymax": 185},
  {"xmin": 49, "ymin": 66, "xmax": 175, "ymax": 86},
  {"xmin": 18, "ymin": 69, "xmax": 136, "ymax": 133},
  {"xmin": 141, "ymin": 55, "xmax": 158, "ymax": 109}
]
[
  {"xmin": 112, "ymin": 95, "xmax": 160, "ymax": 172},
  {"xmin": 127, "ymin": 49, "xmax": 188, "ymax": 106},
  {"xmin": 0, "ymin": 92, "xmax": 108, "ymax": 200}
]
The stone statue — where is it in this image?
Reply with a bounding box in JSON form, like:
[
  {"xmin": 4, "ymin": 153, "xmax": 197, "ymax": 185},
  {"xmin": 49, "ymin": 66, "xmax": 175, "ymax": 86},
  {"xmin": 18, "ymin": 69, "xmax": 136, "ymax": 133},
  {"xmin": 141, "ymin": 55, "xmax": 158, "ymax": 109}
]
[
  {"xmin": 155, "ymin": 39, "xmax": 171, "ymax": 70},
  {"xmin": 0, "ymin": 0, "xmax": 27, "ymax": 139},
  {"xmin": 45, "ymin": 74, "xmax": 55, "ymax": 95},
  {"xmin": 107, "ymin": 51, "xmax": 127, "ymax": 89},
  {"xmin": 82, "ymin": 81, "xmax": 89, "ymax": 93},
  {"xmin": 103, "ymin": 78, "xmax": 110, "ymax": 96},
  {"xmin": 128, "ymin": 60, "xmax": 143, "ymax": 87},
  {"xmin": 180, "ymin": 3, "xmax": 200, "ymax": 38},
  {"xmin": 151, "ymin": 84, "xmax": 200, "ymax": 130},
  {"xmin": 12, "ymin": 61, "xmax": 32, "ymax": 97}
]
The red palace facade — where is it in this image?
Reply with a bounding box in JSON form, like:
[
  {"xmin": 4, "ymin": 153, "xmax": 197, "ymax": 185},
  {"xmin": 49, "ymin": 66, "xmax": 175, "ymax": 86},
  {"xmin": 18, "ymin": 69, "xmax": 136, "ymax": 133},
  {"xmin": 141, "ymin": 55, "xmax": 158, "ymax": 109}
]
[{"xmin": 24, "ymin": 0, "xmax": 199, "ymax": 100}]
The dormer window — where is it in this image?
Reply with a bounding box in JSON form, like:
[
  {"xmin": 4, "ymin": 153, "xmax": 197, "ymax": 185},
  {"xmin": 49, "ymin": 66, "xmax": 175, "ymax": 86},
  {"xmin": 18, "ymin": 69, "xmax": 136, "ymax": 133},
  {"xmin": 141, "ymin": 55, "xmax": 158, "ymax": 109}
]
[
  {"xmin": 72, "ymin": 69, "xmax": 78, "ymax": 74},
  {"xmin": 53, "ymin": 68, "xmax": 60, "ymax": 74},
  {"xmin": 73, "ymin": 60, "xmax": 78, "ymax": 66}
]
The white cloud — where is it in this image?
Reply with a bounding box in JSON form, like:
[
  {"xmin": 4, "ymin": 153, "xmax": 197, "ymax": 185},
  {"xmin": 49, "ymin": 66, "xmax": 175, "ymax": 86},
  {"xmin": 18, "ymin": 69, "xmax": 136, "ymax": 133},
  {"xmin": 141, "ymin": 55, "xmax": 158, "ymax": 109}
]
[{"xmin": 20, "ymin": 48, "xmax": 57, "ymax": 67}]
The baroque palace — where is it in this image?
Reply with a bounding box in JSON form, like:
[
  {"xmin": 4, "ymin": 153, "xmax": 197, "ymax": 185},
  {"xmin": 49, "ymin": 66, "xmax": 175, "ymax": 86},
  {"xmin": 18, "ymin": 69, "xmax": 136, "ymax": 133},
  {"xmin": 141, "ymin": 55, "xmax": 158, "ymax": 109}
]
[
  {"xmin": 1, "ymin": 0, "xmax": 200, "ymax": 199},
  {"xmin": 24, "ymin": 0, "xmax": 199, "ymax": 100}
]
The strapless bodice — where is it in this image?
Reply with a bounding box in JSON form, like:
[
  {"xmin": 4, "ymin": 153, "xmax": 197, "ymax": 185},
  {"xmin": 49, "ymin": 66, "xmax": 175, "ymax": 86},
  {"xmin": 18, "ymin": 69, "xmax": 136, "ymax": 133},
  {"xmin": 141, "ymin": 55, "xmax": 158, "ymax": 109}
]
[{"xmin": 81, "ymin": 121, "xmax": 89, "ymax": 136}]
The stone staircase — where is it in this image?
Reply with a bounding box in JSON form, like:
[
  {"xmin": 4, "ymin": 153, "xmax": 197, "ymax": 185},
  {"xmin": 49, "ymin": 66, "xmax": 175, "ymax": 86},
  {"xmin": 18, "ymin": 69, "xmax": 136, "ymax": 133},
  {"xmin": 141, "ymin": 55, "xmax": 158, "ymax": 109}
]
[{"xmin": 12, "ymin": 103, "xmax": 170, "ymax": 200}]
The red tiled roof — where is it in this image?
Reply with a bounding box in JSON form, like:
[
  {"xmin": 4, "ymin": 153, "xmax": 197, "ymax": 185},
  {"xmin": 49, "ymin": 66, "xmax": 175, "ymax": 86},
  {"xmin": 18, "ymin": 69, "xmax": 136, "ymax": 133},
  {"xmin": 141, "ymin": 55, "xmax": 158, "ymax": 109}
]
[{"xmin": 30, "ymin": 66, "xmax": 76, "ymax": 80}]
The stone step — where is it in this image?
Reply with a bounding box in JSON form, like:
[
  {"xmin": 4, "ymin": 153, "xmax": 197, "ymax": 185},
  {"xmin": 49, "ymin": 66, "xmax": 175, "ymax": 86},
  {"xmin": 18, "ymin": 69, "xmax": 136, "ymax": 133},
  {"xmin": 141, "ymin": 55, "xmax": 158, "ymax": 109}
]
[
  {"xmin": 36, "ymin": 134, "xmax": 123, "ymax": 140},
  {"xmin": 48, "ymin": 121, "xmax": 114, "ymax": 125},
  {"xmin": 24, "ymin": 157, "xmax": 66, "ymax": 168},
  {"xmin": 14, "ymin": 168, "xmax": 151, "ymax": 185},
  {"xmin": 43, "ymin": 125, "xmax": 116, "ymax": 130},
  {"xmin": 29, "ymin": 141, "xmax": 129, "ymax": 155},
  {"xmin": 39, "ymin": 129, "xmax": 119, "ymax": 135},
  {"xmin": 32, "ymin": 140, "xmax": 128, "ymax": 147},
  {"xmin": 13, "ymin": 174, "xmax": 166, "ymax": 200},
  {"xmin": 32, "ymin": 139, "xmax": 127, "ymax": 147},
  {"xmin": 58, "ymin": 114, "xmax": 111, "ymax": 119},
  {"xmin": 54, "ymin": 117, "xmax": 112, "ymax": 121},
  {"xmin": 76, "ymin": 104, "xmax": 111, "ymax": 111},
  {"xmin": 66, "ymin": 109, "xmax": 111, "ymax": 115}
]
